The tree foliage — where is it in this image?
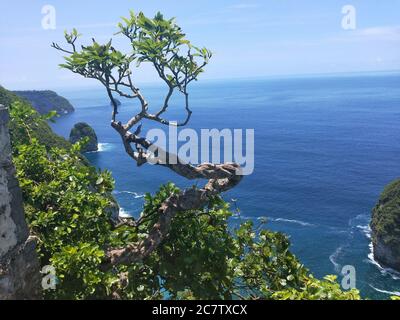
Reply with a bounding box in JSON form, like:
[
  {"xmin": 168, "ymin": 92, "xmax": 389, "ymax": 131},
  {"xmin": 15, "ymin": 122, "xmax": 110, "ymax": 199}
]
[
  {"xmin": 8, "ymin": 11, "xmax": 364, "ymax": 300},
  {"xmin": 0, "ymin": 86, "xmax": 70, "ymax": 150},
  {"xmin": 57, "ymin": 11, "xmax": 211, "ymax": 92},
  {"xmin": 8, "ymin": 100, "xmax": 359, "ymax": 300},
  {"xmin": 371, "ymin": 179, "xmax": 400, "ymax": 258}
]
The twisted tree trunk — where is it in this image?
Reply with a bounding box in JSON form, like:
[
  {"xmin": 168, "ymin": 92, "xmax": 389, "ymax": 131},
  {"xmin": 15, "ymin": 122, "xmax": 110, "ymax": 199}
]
[
  {"xmin": 102, "ymin": 121, "xmax": 242, "ymax": 269},
  {"xmin": 52, "ymin": 32, "xmax": 244, "ymax": 271}
]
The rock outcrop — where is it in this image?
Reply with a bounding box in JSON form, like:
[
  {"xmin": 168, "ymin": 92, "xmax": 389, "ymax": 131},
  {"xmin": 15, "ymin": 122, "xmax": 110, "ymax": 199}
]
[
  {"xmin": 13, "ymin": 90, "xmax": 74, "ymax": 115},
  {"xmin": 0, "ymin": 105, "xmax": 41, "ymax": 299},
  {"xmin": 371, "ymin": 179, "xmax": 400, "ymax": 272},
  {"xmin": 105, "ymin": 196, "xmax": 122, "ymax": 227},
  {"xmin": 69, "ymin": 122, "xmax": 98, "ymax": 153},
  {"xmin": 0, "ymin": 86, "xmax": 71, "ymax": 151}
]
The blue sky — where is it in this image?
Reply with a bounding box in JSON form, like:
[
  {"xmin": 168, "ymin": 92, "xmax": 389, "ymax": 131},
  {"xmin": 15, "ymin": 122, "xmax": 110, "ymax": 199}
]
[{"xmin": 0, "ymin": 0, "xmax": 399, "ymax": 90}]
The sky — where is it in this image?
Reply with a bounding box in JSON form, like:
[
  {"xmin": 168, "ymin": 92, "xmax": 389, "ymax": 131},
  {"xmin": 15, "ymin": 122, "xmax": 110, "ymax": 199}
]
[{"xmin": 0, "ymin": 0, "xmax": 399, "ymax": 90}]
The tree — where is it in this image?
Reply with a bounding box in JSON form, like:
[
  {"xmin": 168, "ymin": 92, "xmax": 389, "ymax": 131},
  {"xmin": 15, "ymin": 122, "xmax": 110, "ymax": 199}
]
[
  {"xmin": 53, "ymin": 10, "xmax": 242, "ymax": 270},
  {"xmin": 49, "ymin": 11, "xmax": 360, "ymax": 300}
]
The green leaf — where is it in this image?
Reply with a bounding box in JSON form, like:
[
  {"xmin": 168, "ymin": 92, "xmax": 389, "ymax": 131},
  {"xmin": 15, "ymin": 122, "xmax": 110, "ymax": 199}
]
[{"xmin": 96, "ymin": 177, "xmax": 104, "ymax": 185}]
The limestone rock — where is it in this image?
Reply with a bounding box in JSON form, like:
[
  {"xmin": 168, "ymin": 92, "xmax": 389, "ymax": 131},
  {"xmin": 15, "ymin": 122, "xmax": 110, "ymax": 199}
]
[
  {"xmin": 0, "ymin": 105, "xmax": 41, "ymax": 300},
  {"xmin": 69, "ymin": 122, "xmax": 98, "ymax": 153}
]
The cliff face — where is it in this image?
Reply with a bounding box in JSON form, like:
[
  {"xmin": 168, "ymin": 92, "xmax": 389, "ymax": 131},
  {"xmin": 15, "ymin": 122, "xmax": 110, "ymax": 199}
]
[
  {"xmin": 13, "ymin": 90, "xmax": 75, "ymax": 115},
  {"xmin": 0, "ymin": 86, "xmax": 71, "ymax": 151},
  {"xmin": 69, "ymin": 122, "xmax": 98, "ymax": 153},
  {"xmin": 371, "ymin": 179, "xmax": 400, "ymax": 272},
  {"xmin": 0, "ymin": 105, "xmax": 41, "ymax": 299}
]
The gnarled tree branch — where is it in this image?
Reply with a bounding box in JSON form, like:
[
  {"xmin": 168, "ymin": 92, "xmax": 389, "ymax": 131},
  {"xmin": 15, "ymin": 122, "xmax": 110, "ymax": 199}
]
[{"xmin": 53, "ymin": 11, "xmax": 243, "ymax": 271}]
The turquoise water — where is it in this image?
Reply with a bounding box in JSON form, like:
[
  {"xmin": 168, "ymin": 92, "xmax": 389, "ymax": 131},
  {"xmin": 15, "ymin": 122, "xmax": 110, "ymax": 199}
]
[{"xmin": 52, "ymin": 72, "xmax": 400, "ymax": 299}]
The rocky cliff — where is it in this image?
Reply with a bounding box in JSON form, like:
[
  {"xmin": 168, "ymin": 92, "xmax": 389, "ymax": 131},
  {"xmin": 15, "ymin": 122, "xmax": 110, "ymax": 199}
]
[
  {"xmin": 13, "ymin": 90, "xmax": 74, "ymax": 115},
  {"xmin": 371, "ymin": 179, "xmax": 400, "ymax": 272},
  {"xmin": 69, "ymin": 122, "xmax": 98, "ymax": 153},
  {"xmin": 0, "ymin": 86, "xmax": 71, "ymax": 151},
  {"xmin": 0, "ymin": 105, "xmax": 41, "ymax": 299}
]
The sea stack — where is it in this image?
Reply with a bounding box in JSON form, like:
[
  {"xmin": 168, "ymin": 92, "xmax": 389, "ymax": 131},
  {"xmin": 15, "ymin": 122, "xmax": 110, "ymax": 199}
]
[
  {"xmin": 371, "ymin": 179, "xmax": 400, "ymax": 272},
  {"xmin": 69, "ymin": 122, "xmax": 98, "ymax": 153}
]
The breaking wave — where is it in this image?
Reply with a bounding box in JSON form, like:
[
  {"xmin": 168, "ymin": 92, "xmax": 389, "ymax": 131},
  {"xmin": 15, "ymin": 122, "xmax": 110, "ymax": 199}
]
[
  {"xmin": 269, "ymin": 217, "xmax": 316, "ymax": 227},
  {"xmin": 98, "ymin": 143, "xmax": 114, "ymax": 152},
  {"xmin": 329, "ymin": 246, "xmax": 343, "ymax": 273},
  {"xmin": 230, "ymin": 215, "xmax": 315, "ymax": 228},
  {"xmin": 114, "ymin": 190, "xmax": 146, "ymax": 199},
  {"xmin": 369, "ymin": 285, "xmax": 400, "ymax": 297},
  {"xmin": 366, "ymin": 243, "xmax": 400, "ymax": 280},
  {"xmin": 119, "ymin": 207, "xmax": 133, "ymax": 218},
  {"xmin": 85, "ymin": 143, "xmax": 114, "ymax": 153}
]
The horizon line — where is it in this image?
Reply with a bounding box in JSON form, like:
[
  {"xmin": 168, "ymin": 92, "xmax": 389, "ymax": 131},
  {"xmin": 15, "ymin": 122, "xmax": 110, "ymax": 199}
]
[{"xmin": 3, "ymin": 69, "xmax": 400, "ymax": 92}]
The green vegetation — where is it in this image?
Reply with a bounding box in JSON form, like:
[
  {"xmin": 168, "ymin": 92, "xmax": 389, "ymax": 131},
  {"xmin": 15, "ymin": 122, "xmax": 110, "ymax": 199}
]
[
  {"xmin": 372, "ymin": 179, "xmax": 400, "ymax": 246},
  {"xmin": 0, "ymin": 86, "xmax": 70, "ymax": 150},
  {"xmin": 69, "ymin": 122, "xmax": 98, "ymax": 153},
  {"xmin": 371, "ymin": 179, "xmax": 400, "ymax": 271},
  {"xmin": 13, "ymin": 139, "xmax": 360, "ymax": 299},
  {"xmin": 0, "ymin": 85, "xmax": 18, "ymax": 107},
  {"xmin": 2, "ymin": 10, "xmax": 365, "ymax": 300},
  {"xmin": 4, "ymin": 84, "xmax": 360, "ymax": 300},
  {"xmin": 13, "ymin": 90, "xmax": 75, "ymax": 115}
]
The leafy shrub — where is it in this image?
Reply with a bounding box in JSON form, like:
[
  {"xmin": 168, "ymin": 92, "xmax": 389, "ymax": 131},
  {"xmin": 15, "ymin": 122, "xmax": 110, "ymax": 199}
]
[
  {"xmin": 5, "ymin": 50, "xmax": 361, "ymax": 301},
  {"xmin": 13, "ymin": 136, "xmax": 361, "ymax": 299},
  {"xmin": 7, "ymin": 98, "xmax": 70, "ymax": 150}
]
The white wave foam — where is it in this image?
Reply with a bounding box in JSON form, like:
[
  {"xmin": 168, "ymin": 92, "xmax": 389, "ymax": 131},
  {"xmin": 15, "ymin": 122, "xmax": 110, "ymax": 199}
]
[
  {"xmin": 356, "ymin": 224, "xmax": 372, "ymax": 239},
  {"xmin": 119, "ymin": 207, "xmax": 133, "ymax": 218},
  {"xmin": 114, "ymin": 191, "xmax": 145, "ymax": 199},
  {"xmin": 329, "ymin": 246, "xmax": 343, "ymax": 273},
  {"xmin": 327, "ymin": 226, "xmax": 348, "ymax": 235},
  {"xmin": 348, "ymin": 213, "xmax": 370, "ymax": 227},
  {"xmin": 369, "ymin": 285, "xmax": 400, "ymax": 296},
  {"xmin": 231, "ymin": 214, "xmax": 253, "ymax": 220},
  {"xmin": 98, "ymin": 143, "xmax": 113, "ymax": 152},
  {"xmin": 366, "ymin": 243, "xmax": 400, "ymax": 280},
  {"xmin": 231, "ymin": 216, "xmax": 316, "ymax": 228},
  {"xmin": 269, "ymin": 217, "xmax": 315, "ymax": 227},
  {"xmin": 85, "ymin": 143, "xmax": 114, "ymax": 153}
]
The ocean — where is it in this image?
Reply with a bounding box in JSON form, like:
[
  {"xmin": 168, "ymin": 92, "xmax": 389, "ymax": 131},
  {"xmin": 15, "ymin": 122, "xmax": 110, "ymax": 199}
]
[{"xmin": 51, "ymin": 72, "xmax": 400, "ymax": 299}]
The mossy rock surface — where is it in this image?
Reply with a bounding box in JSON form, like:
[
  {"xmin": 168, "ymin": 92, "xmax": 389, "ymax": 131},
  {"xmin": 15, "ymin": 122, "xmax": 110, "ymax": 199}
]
[
  {"xmin": 371, "ymin": 179, "xmax": 400, "ymax": 271},
  {"xmin": 69, "ymin": 122, "xmax": 98, "ymax": 153}
]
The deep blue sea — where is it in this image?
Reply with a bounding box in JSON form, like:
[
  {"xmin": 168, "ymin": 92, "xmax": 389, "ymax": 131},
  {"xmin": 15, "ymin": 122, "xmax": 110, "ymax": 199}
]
[{"xmin": 51, "ymin": 72, "xmax": 400, "ymax": 299}]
